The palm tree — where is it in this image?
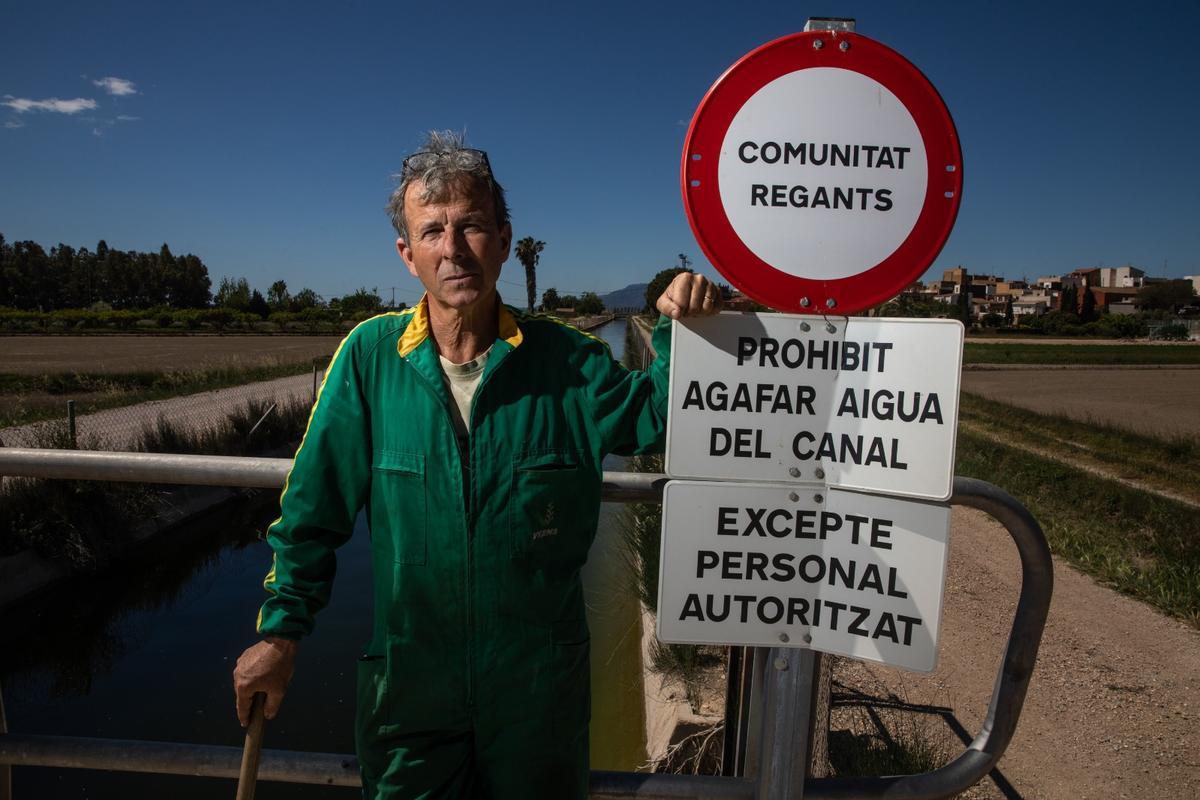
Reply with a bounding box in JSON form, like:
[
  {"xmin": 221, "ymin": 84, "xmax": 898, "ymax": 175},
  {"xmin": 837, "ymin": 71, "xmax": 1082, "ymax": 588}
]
[{"xmin": 515, "ymin": 237, "xmax": 545, "ymax": 312}]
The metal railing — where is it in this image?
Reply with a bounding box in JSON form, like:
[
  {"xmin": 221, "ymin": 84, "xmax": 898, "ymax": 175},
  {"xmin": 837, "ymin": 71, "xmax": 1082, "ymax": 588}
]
[{"xmin": 0, "ymin": 449, "xmax": 1053, "ymax": 799}]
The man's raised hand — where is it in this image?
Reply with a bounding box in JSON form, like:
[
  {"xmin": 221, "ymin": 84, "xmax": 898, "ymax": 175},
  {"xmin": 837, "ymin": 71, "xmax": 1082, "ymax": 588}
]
[{"xmin": 656, "ymin": 272, "xmax": 722, "ymax": 320}]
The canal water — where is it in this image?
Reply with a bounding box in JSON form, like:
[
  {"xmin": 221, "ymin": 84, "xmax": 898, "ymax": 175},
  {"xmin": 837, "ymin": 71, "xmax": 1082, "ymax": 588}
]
[{"xmin": 0, "ymin": 318, "xmax": 647, "ymax": 797}]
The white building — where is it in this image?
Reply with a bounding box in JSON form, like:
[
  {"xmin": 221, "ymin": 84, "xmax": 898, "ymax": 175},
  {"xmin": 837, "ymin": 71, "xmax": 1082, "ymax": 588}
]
[
  {"xmin": 1098, "ymin": 266, "xmax": 1146, "ymax": 288},
  {"xmin": 1012, "ymin": 294, "xmax": 1051, "ymax": 317}
]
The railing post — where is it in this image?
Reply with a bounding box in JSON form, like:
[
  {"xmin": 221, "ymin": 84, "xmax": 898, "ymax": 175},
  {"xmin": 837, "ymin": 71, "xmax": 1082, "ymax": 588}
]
[
  {"xmin": 807, "ymin": 653, "xmax": 832, "ymax": 778},
  {"xmin": 67, "ymin": 400, "xmax": 77, "ymax": 449},
  {"xmin": 721, "ymin": 645, "xmax": 746, "ymax": 776},
  {"xmin": 744, "ymin": 647, "xmax": 815, "ymax": 799}
]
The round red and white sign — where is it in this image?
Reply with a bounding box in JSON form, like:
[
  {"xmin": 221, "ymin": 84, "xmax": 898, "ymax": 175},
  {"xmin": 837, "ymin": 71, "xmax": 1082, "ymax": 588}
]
[{"xmin": 682, "ymin": 31, "xmax": 963, "ymax": 314}]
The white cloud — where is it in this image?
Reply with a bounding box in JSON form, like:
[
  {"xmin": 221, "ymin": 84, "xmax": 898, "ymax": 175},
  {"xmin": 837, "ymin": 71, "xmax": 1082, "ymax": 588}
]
[
  {"xmin": 4, "ymin": 119, "xmax": 24, "ymax": 129},
  {"xmin": 92, "ymin": 76, "xmax": 137, "ymax": 96},
  {"xmin": 116, "ymin": 114, "xmax": 140, "ymax": 121},
  {"xmin": 2, "ymin": 96, "xmax": 98, "ymax": 114},
  {"xmin": 92, "ymin": 127, "xmax": 103, "ymax": 137}
]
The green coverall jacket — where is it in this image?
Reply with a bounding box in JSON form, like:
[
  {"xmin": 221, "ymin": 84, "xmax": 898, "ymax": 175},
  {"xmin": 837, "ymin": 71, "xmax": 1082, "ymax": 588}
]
[{"xmin": 256, "ymin": 299, "xmax": 672, "ymax": 799}]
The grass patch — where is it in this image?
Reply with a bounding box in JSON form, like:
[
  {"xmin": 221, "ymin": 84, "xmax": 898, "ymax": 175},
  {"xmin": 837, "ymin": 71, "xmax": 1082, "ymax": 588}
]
[
  {"xmin": 615, "ymin": 450, "xmax": 723, "ymax": 712},
  {"xmin": 619, "ymin": 318, "xmax": 729, "ymax": 716},
  {"xmin": 619, "ymin": 452, "xmax": 665, "ymax": 614},
  {"xmin": 1, "ymin": 396, "xmax": 309, "ymax": 569},
  {"xmin": 136, "ymin": 395, "xmax": 311, "ymax": 457},
  {"xmin": 955, "ymin": 429, "xmax": 1200, "ymax": 626},
  {"xmin": 648, "ymin": 639, "xmax": 724, "ymax": 714},
  {"xmin": 0, "ymin": 358, "xmax": 325, "ymax": 429},
  {"xmin": 619, "ymin": 320, "xmax": 666, "ymax": 612},
  {"xmin": 0, "ymin": 423, "xmax": 157, "ymax": 565},
  {"xmin": 959, "ymin": 392, "xmax": 1200, "ymax": 503},
  {"xmin": 829, "ymin": 669, "xmax": 955, "ymax": 778},
  {"xmin": 963, "ymin": 342, "xmax": 1200, "ymax": 366},
  {"xmin": 828, "ymin": 714, "xmax": 950, "ymax": 777}
]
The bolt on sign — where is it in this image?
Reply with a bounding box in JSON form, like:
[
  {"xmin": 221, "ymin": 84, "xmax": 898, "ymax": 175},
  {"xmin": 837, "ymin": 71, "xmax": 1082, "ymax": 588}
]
[
  {"xmin": 665, "ymin": 313, "xmax": 963, "ymax": 502},
  {"xmin": 681, "ymin": 29, "xmax": 963, "ymax": 314},
  {"xmin": 657, "ymin": 481, "xmax": 950, "ymax": 672}
]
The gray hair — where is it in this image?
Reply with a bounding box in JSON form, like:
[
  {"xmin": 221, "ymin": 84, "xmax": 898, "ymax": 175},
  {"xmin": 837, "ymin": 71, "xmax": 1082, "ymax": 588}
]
[{"xmin": 386, "ymin": 130, "xmax": 510, "ymax": 242}]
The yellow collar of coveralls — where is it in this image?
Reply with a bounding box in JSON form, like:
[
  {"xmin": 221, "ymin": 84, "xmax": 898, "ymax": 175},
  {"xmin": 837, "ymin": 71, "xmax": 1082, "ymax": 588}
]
[{"xmin": 397, "ymin": 295, "xmax": 524, "ymax": 358}]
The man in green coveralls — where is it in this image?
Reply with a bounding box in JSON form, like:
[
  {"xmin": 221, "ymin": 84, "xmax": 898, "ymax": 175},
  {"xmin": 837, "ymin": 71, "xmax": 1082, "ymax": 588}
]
[{"xmin": 233, "ymin": 131, "xmax": 720, "ymax": 799}]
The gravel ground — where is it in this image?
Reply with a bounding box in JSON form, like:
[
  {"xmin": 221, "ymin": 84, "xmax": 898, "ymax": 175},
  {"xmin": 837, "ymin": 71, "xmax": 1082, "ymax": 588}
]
[{"xmin": 834, "ymin": 506, "xmax": 1200, "ymax": 799}]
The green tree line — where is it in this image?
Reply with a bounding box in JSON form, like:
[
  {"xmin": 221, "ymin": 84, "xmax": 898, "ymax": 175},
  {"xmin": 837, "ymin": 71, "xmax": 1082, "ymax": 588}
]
[
  {"xmin": 0, "ymin": 234, "xmax": 389, "ymax": 316},
  {"xmin": 538, "ymin": 287, "xmax": 605, "ymax": 315},
  {"xmin": 0, "ymin": 235, "xmax": 212, "ymax": 310}
]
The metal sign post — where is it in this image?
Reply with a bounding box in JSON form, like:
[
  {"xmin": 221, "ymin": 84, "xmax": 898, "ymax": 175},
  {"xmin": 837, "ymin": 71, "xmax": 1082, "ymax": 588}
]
[{"xmin": 743, "ymin": 647, "xmax": 818, "ymax": 799}]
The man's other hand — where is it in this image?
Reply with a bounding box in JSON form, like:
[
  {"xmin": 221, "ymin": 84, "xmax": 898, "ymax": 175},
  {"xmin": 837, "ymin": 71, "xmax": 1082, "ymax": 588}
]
[
  {"xmin": 656, "ymin": 272, "xmax": 723, "ymax": 320},
  {"xmin": 233, "ymin": 637, "xmax": 298, "ymax": 726}
]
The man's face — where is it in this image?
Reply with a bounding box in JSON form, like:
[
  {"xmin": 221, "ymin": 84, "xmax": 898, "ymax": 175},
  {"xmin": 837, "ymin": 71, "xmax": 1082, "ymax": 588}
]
[{"xmin": 396, "ymin": 178, "xmax": 511, "ymax": 315}]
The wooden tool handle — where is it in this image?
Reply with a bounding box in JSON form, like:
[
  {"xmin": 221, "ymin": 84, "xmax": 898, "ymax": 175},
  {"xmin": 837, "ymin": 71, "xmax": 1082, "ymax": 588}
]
[{"xmin": 235, "ymin": 692, "xmax": 267, "ymax": 800}]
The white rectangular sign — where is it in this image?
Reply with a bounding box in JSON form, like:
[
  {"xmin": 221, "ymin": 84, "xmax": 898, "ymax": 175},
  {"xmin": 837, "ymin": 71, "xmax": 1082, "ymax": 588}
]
[
  {"xmin": 656, "ymin": 480, "xmax": 951, "ymax": 672},
  {"xmin": 665, "ymin": 314, "xmax": 964, "ymax": 501}
]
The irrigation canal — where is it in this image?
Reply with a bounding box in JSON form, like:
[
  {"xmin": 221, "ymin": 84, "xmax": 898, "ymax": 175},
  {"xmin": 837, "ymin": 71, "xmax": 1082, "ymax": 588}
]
[{"xmin": 0, "ymin": 317, "xmax": 648, "ymax": 798}]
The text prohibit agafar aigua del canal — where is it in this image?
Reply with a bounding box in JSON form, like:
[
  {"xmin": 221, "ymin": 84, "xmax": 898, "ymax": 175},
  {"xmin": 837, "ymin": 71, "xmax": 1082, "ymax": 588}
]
[{"xmin": 666, "ymin": 315, "xmax": 964, "ymax": 501}]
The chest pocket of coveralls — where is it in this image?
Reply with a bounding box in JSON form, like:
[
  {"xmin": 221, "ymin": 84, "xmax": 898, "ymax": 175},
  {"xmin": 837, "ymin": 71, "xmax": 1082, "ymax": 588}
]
[
  {"xmin": 370, "ymin": 450, "xmax": 426, "ymax": 565},
  {"xmin": 509, "ymin": 449, "xmax": 591, "ymax": 565}
]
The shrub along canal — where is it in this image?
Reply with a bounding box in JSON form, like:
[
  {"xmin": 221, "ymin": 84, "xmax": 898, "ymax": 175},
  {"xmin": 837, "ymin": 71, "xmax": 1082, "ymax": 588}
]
[{"xmin": 0, "ymin": 317, "xmax": 648, "ymax": 796}]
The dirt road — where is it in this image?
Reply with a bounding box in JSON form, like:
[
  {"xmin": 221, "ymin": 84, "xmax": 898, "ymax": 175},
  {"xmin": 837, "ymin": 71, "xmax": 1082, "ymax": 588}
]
[{"xmin": 836, "ymin": 507, "xmax": 1200, "ymax": 799}]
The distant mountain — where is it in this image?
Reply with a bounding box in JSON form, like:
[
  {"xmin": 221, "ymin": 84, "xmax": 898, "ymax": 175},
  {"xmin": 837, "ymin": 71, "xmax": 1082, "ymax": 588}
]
[{"xmin": 599, "ymin": 282, "xmax": 648, "ymax": 311}]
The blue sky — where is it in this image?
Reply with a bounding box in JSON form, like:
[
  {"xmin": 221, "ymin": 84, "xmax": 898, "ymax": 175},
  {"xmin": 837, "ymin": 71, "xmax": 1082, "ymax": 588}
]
[{"xmin": 2, "ymin": 0, "xmax": 1197, "ymax": 307}]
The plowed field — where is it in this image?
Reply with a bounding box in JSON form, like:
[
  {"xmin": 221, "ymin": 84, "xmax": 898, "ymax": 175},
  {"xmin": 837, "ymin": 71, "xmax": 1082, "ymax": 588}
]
[
  {"xmin": 961, "ymin": 368, "xmax": 1200, "ymax": 438},
  {"xmin": 0, "ymin": 335, "xmax": 340, "ymax": 375}
]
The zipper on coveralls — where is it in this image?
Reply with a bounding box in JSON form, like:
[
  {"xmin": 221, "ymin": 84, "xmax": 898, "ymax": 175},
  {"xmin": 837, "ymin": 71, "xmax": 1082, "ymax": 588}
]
[
  {"xmin": 463, "ymin": 356, "xmax": 505, "ymax": 714},
  {"xmin": 456, "ymin": 422, "xmax": 475, "ymax": 713},
  {"xmin": 409, "ymin": 341, "xmax": 483, "ymax": 715},
  {"xmin": 461, "ymin": 374, "xmax": 487, "ymax": 714},
  {"xmin": 426, "ymin": 366, "xmax": 475, "ymax": 712}
]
